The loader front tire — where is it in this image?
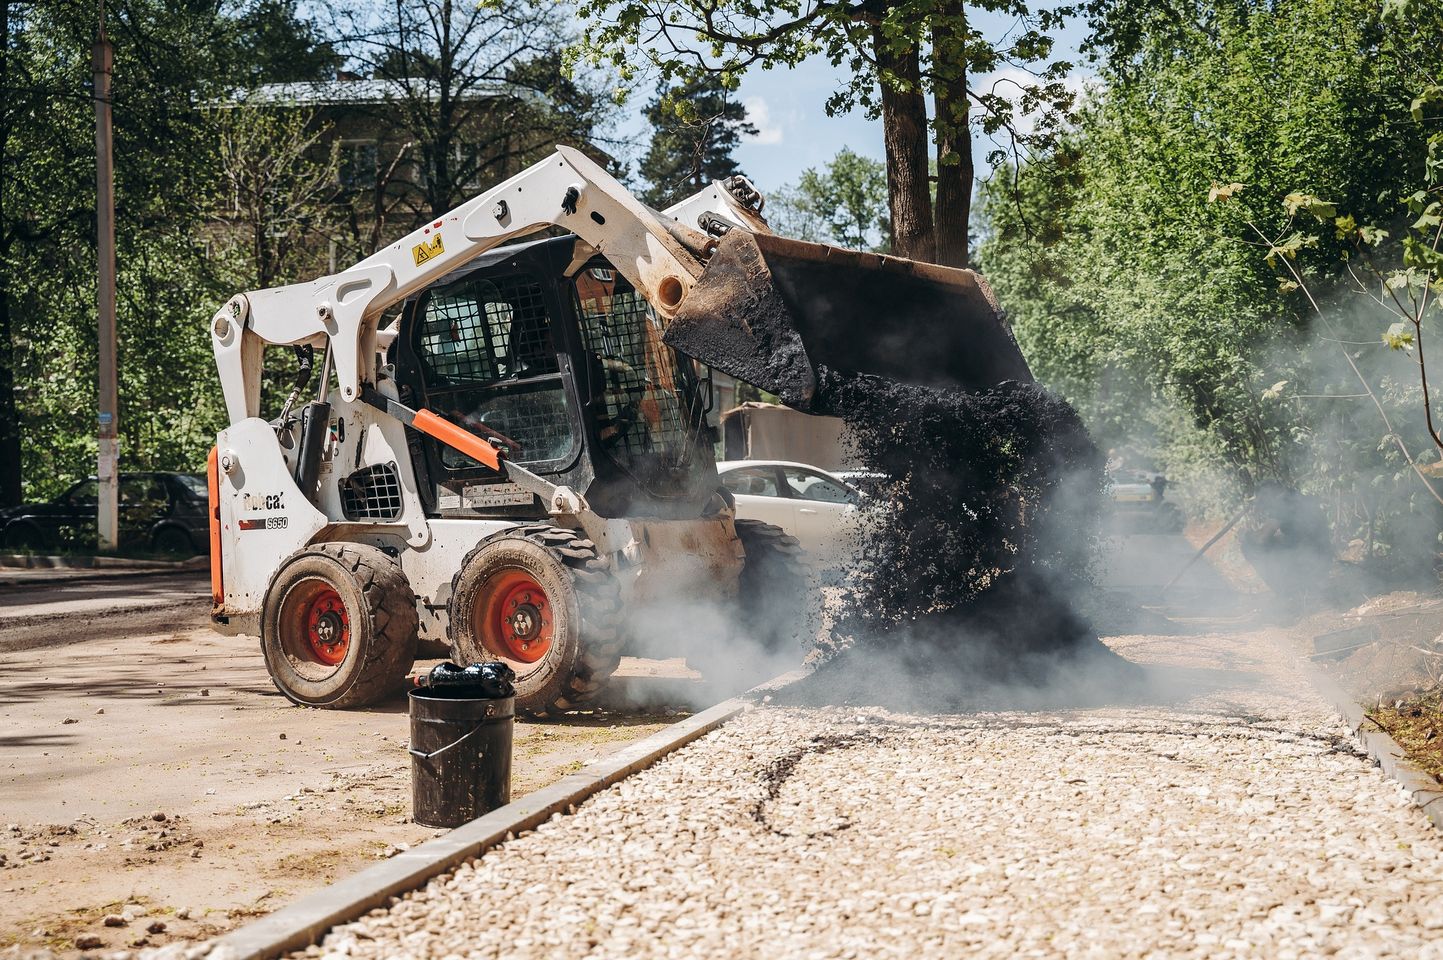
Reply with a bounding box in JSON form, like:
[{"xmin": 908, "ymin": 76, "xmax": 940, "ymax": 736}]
[
  {"xmin": 261, "ymin": 543, "xmax": 418, "ymax": 708},
  {"xmin": 448, "ymin": 524, "xmax": 622, "ymax": 718},
  {"xmin": 735, "ymin": 519, "xmax": 811, "ymax": 650}
]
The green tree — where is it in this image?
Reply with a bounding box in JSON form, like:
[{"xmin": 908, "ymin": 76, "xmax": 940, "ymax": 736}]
[
  {"xmin": 769, "ymin": 147, "xmax": 889, "ymax": 250},
  {"xmin": 575, "ymin": 0, "xmax": 1078, "ymax": 267},
  {"xmin": 329, "ymin": 0, "xmax": 622, "ymax": 226},
  {"xmin": 981, "ymin": 0, "xmax": 1434, "ymax": 470},
  {"xmin": 233, "ymin": 0, "xmax": 341, "ymax": 84},
  {"xmin": 212, "ymin": 100, "xmax": 341, "ymax": 288},
  {"xmin": 1225, "ymin": 1, "xmax": 1443, "ymax": 511},
  {"xmin": 638, "ymin": 77, "xmax": 756, "ymax": 208},
  {"xmin": 0, "ymin": 0, "xmax": 338, "ymax": 507},
  {"xmin": 977, "ymin": 0, "xmax": 1443, "ymax": 557}
]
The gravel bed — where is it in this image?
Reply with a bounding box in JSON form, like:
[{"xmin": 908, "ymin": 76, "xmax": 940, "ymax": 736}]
[{"xmin": 206, "ymin": 627, "xmax": 1443, "ymax": 959}]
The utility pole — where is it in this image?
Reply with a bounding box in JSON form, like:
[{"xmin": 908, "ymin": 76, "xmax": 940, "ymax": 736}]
[{"xmin": 94, "ymin": 0, "xmax": 118, "ymax": 550}]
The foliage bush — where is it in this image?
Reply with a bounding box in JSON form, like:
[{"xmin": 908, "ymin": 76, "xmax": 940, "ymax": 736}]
[{"xmin": 978, "ymin": 0, "xmax": 1443, "ymax": 562}]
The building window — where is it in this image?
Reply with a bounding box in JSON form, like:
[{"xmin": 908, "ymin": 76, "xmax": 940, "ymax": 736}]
[{"xmin": 338, "ymin": 140, "xmax": 378, "ymax": 190}]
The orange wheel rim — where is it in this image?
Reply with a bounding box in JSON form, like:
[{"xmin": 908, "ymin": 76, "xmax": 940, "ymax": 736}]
[
  {"xmin": 303, "ymin": 586, "xmax": 350, "ymax": 666},
  {"xmin": 481, "ymin": 569, "xmax": 553, "ymax": 664}
]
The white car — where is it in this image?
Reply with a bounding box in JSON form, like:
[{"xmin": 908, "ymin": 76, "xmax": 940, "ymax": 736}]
[{"xmin": 716, "ymin": 460, "xmax": 861, "ymax": 572}]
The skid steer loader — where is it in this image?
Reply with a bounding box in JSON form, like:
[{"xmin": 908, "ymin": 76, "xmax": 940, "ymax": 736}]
[{"xmin": 206, "ymin": 145, "xmax": 1030, "ymax": 715}]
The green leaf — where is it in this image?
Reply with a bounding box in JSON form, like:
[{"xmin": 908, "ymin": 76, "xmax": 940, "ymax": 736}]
[
  {"xmin": 1404, "ymin": 236, "xmax": 1443, "ymax": 270},
  {"xmin": 1208, "ymin": 182, "xmax": 1244, "ymax": 203},
  {"xmin": 1360, "ymin": 225, "xmax": 1389, "ymax": 246},
  {"xmin": 1334, "ymin": 214, "xmax": 1356, "ymax": 239},
  {"xmin": 1386, "ymin": 268, "xmax": 1428, "ymax": 292},
  {"xmin": 1383, "ymin": 322, "xmax": 1416, "ymax": 351},
  {"xmin": 1412, "ymin": 202, "xmax": 1442, "ymax": 232},
  {"xmin": 1283, "ymin": 192, "xmax": 1337, "ymax": 220},
  {"xmin": 1266, "ymin": 232, "xmax": 1316, "ymax": 262},
  {"xmin": 1383, "ymin": 0, "xmax": 1419, "ymax": 22},
  {"xmin": 1411, "ymin": 85, "xmax": 1443, "ymax": 123}
]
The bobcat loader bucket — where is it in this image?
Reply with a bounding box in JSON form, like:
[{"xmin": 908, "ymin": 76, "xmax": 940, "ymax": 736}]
[{"xmin": 666, "ymin": 230, "xmax": 1033, "ymax": 414}]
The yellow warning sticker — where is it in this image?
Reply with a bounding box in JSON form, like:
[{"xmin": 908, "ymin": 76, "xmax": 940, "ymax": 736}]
[{"xmin": 412, "ymin": 234, "xmax": 444, "ymax": 266}]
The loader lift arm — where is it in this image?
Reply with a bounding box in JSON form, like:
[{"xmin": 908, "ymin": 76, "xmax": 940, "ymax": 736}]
[{"xmin": 210, "ymin": 145, "xmax": 747, "ymax": 426}]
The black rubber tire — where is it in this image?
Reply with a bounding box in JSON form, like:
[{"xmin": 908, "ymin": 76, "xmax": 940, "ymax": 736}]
[
  {"xmin": 260, "ymin": 543, "xmax": 418, "ymax": 708},
  {"xmin": 151, "ymin": 526, "xmax": 195, "ymax": 557},
  {"xmin": 448, "ymin": 524, "xmax": 623, "ymax": 718},
  {"xmin": 687, "ymin": 518, "xmax": 812, "ymax": 684},
  {"xmin": 1, "ymin": 522, "xmax": 46, "ymax": 553},
  {"xmin": 734, "ymin": 519, "xmax": 811, "ymax": 650}
]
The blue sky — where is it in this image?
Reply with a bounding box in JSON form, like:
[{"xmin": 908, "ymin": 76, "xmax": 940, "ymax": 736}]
[{"xmin": 619, "ymin": 6, "xmax": 1094, "ymax": 195}]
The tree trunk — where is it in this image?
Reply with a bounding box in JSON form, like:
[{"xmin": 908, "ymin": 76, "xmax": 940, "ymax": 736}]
[
  {"xmin": 872, "ymin": 27, "xmax": 935, "ymax": 263},
  {"xmin": 0, "ymin": 0, "xmax": 21, "ymax": 506},
  {"xmin": 931, "ymin": 10, "xmax": 971, "ymax": 268}
]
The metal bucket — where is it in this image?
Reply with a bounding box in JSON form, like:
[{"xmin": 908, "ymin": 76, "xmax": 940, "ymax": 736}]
[
  {"xmin": 665, "ymin": 230, "xmax": 1034, "ymax": 413},
  {"xmin": 408, "ymin": 688, "xmax": 513, "ymax": 829}
]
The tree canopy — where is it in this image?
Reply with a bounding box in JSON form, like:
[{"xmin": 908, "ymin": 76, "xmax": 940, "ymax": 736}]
[
  {"xmin": 978, "ymin": 0, "xmax": 1443, "ymax": 559},
  {"xmin": 767, "ymin": 147, "xmax": 890, "ymax": 250},
  {"xmin": 574, "ymin": 0, "xmax": 1080, "ymax": 266},
  {"xmin": 0, "ymin": 0, "xmax": 617, "ymax": 506},
  {"xmin": 638, "ymin": 77, "xmax": 756, "ymax": 208}
]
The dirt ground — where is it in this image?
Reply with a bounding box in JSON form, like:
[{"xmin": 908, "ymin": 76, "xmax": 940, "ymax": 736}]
[
  {"xmin": 7, "ymin": 536, "xmax": 1443, "ymax": 957},
  {"xmin": 0, "ymin": 613, "xmax": 705, "ymax": 958}
]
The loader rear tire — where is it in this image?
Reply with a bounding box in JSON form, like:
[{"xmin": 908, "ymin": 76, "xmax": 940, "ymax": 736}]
[
  {"xmin": 261, "ymin": 543, "xmax": 418, "ymax": 708},
  {"xmin": 448, "ymin": 524, "xmax": 623, "ymax": 719},
  {"xmin": 687, "ymin": 519, "xmax": 813, "ymax": 686}
]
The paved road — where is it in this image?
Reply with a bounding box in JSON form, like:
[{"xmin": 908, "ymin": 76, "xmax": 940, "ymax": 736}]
[
  {"xmin": 1097, "ymin": 532, "xmax": 1231, "ymax": 593},
  {"xmin": 285, "ymin": 616, "xmax": 1443, "ymax": 960},
  {"xmin": 0, "ymin": 572, "xmax": 210, "ymax": 652}
]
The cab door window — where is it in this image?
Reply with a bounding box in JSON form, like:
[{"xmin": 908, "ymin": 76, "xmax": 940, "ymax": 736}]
[
  {"xmin": 414, "ymin": 273, "xmax": 577, "ymax": 472},
  {"xmin": 780, "ymin": 467, "xmax": 856, "ymax": 504},
  {"xmin": 721, "ymin": 466, "xmax": 783, "ymax": 498}
]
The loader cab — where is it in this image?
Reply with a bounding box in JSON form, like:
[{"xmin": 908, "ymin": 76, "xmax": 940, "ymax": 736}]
[{"xmin": 392, "ymin": 235, "xmax": 719, "ymax": 520}]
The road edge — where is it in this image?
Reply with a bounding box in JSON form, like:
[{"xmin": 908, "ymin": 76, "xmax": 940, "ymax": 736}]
[
  {"xmin": 0, "ymin": 553, "xmax": 207, "ymax": 571},
  {"xmin": 1301, "ymin": 660, "xmax": 1443, "ymax": 833},
  {"xmin": 201, "ymin": 671, "xmax": 804, "ymax": 960}
]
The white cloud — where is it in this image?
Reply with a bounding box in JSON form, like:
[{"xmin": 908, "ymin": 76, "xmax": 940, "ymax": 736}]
[{"xmin": 742, "ymin": 96, "xmax": 784, "ymax": 145}]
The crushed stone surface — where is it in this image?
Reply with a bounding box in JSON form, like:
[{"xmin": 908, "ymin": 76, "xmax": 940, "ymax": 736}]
[{"xmin": 173, "ymin": 627, "xmax": 1443, "ymax": 960}]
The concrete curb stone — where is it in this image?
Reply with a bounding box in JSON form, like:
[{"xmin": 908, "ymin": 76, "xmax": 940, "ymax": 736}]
[{"xmin": 1301, "ymin": 659, "xmax": 1443, "ymax": 833}]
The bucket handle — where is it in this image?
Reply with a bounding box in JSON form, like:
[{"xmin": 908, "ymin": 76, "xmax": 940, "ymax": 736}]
[{"xmin": 408, "ymin": 720, "xmax": 491, "ymax": 762}]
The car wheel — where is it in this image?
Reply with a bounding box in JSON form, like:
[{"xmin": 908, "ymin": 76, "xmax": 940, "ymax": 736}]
[
  {"xmin": 151, "ymin": 526, "xmax": 195, "ymax": 557},
  {"xmin": 2, "ymin": 522, "xmax": 47, "ymax": 553}
]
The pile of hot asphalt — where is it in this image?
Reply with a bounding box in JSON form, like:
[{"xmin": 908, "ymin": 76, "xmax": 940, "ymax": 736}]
[{"xmin": 788, "ymin": 373, "xmax": 1133, "ymax": 709}]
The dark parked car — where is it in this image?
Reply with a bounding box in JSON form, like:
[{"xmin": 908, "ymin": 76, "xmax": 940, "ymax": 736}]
[{"xmin": 0, "ymin": 472, "xmax": 209, "ymax": 556}]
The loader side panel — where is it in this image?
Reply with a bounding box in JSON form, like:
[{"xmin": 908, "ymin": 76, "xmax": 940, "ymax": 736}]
[
  {"xmin": 311, "ymin": 392, "xmax": 432, "ymax": 548},
  {"xmin": 212, "ymin": 418, "xmax": 329, "ymax": 633},
  {"xmin": 398, "ymin": 518, "xmax": 526, "ymax": 645}
]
